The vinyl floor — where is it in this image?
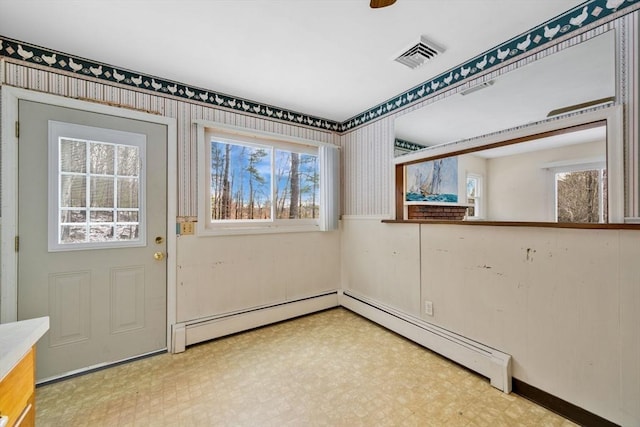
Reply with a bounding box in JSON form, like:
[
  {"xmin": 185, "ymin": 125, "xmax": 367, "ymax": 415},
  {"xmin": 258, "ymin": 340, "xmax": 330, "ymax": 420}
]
[{"xmin": 35, "ymin": 308, "xmax": 577, "ymax": 426}]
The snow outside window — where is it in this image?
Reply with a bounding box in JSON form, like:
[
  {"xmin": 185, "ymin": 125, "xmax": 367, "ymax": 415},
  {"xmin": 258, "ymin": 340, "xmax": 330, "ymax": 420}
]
[{"xmin": 48, "ymin": 121, "xmax": 147, "ymax": 251}]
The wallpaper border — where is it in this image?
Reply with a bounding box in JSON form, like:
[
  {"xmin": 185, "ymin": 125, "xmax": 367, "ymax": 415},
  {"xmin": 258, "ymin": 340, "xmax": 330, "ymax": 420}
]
[{"xmin": 394, "ymin": 138, "xmax": 427, "ymax": 152}]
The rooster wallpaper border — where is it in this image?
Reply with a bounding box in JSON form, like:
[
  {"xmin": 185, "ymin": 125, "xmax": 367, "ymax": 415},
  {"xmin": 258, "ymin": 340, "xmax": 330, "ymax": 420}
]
[{"xmin": 0, "ymin": 0, "xmax": 637, "ymax": 133}]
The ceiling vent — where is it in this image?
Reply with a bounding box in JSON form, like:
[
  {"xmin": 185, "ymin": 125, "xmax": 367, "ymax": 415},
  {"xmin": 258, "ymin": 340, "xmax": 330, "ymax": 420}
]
[{"xmin": 394, "ymin": 36, "xmax": 444, "ymax": 69}]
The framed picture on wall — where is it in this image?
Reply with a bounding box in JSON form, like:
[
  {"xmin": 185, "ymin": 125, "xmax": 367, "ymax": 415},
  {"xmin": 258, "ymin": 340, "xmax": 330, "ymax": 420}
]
[{"xmin": 405, "ymin": 157, "xmax": 458, "ymax": 203}]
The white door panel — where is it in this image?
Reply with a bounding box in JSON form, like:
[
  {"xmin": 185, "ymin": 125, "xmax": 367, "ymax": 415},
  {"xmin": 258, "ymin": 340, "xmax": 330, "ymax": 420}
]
[{"xmin": 18, "ymin": 100, "xmax": 167, "ymax": 381}]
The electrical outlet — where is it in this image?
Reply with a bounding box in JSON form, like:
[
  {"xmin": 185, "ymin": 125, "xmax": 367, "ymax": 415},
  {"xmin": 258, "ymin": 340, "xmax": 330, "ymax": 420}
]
[
  {"xmin": 424, "ymin": 300, "xmax": 434, "ymax": 316},
  {"xmin": 180, "ymin": 221, "xmax": 195, "ymax": 235}
]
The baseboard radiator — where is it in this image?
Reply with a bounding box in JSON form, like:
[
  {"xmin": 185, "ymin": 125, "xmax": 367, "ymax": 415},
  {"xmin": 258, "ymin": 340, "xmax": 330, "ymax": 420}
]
[
  {"xmin": 172, "ymin": 292, "xmax": 339, "ymax": 353},
  {"xmin": 340, "ymin": 291, "xmax": 512, "ymax": 393}
]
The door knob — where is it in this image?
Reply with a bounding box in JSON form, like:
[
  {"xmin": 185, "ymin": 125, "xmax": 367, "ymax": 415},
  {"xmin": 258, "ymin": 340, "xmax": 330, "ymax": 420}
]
[{"xmin": 153, "ymin": 251, "xmax": 165, "ymax": 261}]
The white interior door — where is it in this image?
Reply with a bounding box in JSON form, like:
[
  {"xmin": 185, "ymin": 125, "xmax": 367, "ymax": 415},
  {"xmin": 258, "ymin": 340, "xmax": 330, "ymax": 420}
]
[{"xmin": 17, "ymin": 100, "xmax": 167, "ymax": 381}]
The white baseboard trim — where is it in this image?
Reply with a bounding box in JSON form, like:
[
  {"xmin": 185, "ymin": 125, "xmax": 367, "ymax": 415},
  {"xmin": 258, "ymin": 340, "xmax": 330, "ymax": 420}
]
[
  {"xmin": 339, "ymin": 290, "xmax": 512, "ymax": 393},
  {"xmin": 173, "ymin": 292, "xmax": 339, "ymax": 351}
]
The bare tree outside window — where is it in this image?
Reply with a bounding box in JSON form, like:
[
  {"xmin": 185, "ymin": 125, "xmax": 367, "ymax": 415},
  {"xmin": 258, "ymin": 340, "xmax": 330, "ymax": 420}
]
[
  {"xmin": 210, "ymin": 141, "xmax": 271, "ymax": 220},
  {"xmin": 58, "ymin": 138, "xmax": 141, "ymax": 244},
  {"xmin": 556, "ymin": 169, "xmax": 603, "ymax": 223},
  {"xmin": 210, "ymin": 140, "xmax": 319, "ymax": 222},
  {"xmin": 275, "ymin": 150, "xmax": 318, "ymax": 220}
]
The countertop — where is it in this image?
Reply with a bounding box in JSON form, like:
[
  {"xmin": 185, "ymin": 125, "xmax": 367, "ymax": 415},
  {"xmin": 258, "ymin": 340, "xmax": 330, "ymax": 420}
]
[{"xmin": 0, "ymin": 317, "xmax": 49, "ymax": 382}]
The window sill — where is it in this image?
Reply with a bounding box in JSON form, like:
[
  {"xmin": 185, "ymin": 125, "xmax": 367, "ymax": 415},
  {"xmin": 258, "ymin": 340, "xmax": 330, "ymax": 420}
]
[
  {"xmin": 197, "ymin": 224, "xmax": 322, "ymax": 237},
  {"xmin": 381, "ymin": 219, "xmax": 640, "ymax": 230}
]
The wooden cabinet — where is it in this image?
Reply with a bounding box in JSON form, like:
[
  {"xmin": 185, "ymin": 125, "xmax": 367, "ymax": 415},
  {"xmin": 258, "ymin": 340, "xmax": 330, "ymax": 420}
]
[
  {"xmin": 0, "ymin": 317, "xmax": 48, "ymax": 427},
  {"xmin": 0, "ymin": 347, "xmax": 36, "ymax": 427}
]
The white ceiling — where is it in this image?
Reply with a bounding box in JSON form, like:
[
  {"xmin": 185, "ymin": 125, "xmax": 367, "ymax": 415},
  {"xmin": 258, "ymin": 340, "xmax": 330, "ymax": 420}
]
[
  {"xmin": 473, "ymin": 125, "xmax": 606, "ymax": 159},
  {"xmin": 0, "ymin": 0, "xmax": 585, "ymax": 122}
]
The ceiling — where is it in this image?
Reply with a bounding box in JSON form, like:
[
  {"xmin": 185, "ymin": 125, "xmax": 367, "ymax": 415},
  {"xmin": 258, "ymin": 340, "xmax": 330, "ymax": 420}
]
[
  {"xmin": 474, "ymin": 125, "xmax": 606, "ymax": 159},
  {"xmin": 0, "ymin": 0, "xmax": 586, "ymax": 122}
]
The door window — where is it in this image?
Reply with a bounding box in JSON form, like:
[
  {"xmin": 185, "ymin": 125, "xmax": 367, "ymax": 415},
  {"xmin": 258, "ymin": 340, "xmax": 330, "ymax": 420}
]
[{"xmin": 48, "ymin": 121, "xmax": 147, "ymax": 251}]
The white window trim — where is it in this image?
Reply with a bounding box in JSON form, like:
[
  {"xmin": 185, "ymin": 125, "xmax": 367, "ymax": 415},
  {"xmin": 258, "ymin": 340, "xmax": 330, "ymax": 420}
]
[
  {"xmin": 48, "ymin": 121, "xmax": 147, "ymax": 251},
  {"xmin": 195, "ymin": 120, "xmax": 339, "ymax": 236},
  {"xmin": 465, "ymin": 173, "xmax": 484, "ymax": 220}
]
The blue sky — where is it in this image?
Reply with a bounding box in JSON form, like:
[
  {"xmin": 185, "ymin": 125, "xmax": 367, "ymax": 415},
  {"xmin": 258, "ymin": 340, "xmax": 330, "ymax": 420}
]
[{"xmin": 210, "ymin": 141, "xmax": 318, "ymax": 205}]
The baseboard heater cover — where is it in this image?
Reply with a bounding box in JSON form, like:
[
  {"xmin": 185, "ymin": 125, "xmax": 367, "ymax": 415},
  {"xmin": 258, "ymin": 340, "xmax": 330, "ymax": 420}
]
[
  {"xmin": 172, "ymin": 292, "xmax": 339, "ymax": 352},
  {"xmin": 340, "ymin": 291, "xmax": 512, "ymax": 393}
]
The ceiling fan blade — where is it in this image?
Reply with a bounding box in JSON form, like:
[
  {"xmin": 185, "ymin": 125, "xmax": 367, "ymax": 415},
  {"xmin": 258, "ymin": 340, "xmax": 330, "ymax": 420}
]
[{"xmin": 370, "ymin": 0, "xmax": 397, "ymax": 8}]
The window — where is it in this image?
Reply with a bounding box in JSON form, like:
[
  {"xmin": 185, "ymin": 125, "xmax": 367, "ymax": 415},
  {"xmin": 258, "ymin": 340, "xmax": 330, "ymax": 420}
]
[
  {"xmin": 197, "ymin": 122, "xmax": 339, "ymax": 235},
  {"xmin": 209, "ymin": 138, "xmax": 319, "ymax": 221},
  {"xmin": 48, "ymin": 121, "xmax": 147, "ymax": 251},
  {"xmin": 466, "ymin": 174, "xmax": 482, "ymax": 219},
  {"xmin": 555, "ymin": 165, "xmax": 606, "ymax": 223}
]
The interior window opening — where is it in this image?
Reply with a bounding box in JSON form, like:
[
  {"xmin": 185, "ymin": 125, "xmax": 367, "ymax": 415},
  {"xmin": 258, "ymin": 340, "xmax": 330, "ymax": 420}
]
[{"xmin": 394, "ymin": 111, "xmax": 624, "ymax": 225}]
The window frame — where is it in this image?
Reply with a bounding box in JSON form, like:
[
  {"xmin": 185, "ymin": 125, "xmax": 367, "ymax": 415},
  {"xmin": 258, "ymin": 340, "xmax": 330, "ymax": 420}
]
[
  {"xmin": 196, "ymin": 121, "xmax": 338, "ymax": 236},
  {"xmin": 47, "ymin": 120, "xmax": 147, "ymax": 252},
  {"xmin": 465, "ymin": 173, "xmax": 484, "ymax": 219}
]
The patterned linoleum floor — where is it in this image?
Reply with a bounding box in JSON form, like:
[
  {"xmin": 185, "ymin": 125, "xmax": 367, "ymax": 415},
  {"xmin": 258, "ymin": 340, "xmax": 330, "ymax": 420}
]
[{"xmin": 35, "ymin": 308, "xmax": 577, "ymax": 426}]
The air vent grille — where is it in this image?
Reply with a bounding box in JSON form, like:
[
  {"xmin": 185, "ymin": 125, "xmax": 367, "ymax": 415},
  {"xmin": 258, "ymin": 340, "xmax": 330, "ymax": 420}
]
[{"xmin": 395, "ymin": 36, "xmax": 444, "ymax": 69}]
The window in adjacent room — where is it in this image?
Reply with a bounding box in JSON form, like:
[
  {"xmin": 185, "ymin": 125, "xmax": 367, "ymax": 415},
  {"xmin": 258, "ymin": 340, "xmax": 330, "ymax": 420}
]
[
  {"xmin": 466, "ymin": 173, "xmax": 482, "ymax": 219},
  {"xmin": 555, "ymin": 165, "xmax": 606, "ymax": 223}
]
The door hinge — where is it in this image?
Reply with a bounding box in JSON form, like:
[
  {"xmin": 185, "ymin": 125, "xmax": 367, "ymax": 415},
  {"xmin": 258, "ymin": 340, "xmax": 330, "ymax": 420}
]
[
  {"xmin": 15, "ymin": 236, "xmax": 19, "ymax": 252},
  {"xmin": 15, "ymin": 121, "xmax": 19, "ymax": 138}
]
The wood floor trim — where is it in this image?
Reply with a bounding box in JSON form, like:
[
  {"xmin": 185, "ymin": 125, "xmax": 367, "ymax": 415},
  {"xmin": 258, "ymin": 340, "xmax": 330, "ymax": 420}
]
[{"xmin": 512, "ymin": 378, "xmax": 620, "ymax": 427}]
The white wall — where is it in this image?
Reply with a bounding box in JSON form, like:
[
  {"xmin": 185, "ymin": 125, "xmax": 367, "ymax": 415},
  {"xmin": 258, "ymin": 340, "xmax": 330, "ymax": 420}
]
[
  {"xmin": 486, "ymin": 139, "xmax": 605, "ymax": 221},
  {"xmin": 420, "ymin": 224, "xmax": 639, "ymax": 425},
  {"xmin": 341, "ymin": 217, "xmax": 421, "ymax": 316},
  {"xmin": 176, "ymin": 231, "xmax": 340, "ymax": 322}
]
